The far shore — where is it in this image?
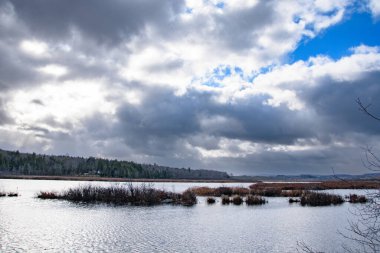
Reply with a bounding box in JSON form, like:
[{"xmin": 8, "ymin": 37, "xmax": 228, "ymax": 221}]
[{"xmin": 0, "ymin": 174, "xmax": 255, "ymax": 183}]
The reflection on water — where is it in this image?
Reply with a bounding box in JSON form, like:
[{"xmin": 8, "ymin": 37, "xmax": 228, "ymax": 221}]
[{"xmin": 0, "ymin": 179, "xmax": 368, "ymax": 252}]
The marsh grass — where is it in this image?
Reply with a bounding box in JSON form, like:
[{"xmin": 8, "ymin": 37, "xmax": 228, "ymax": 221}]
[
  {"xmin": 250, "ymin": 181, "xmax": 380, "ymax": 192},
  {"xmin": 37, "ymin": 183, "xmax": 196, "ymax": 206},
  {"xmin": 190, "ymin": 186, "xmax": 249, "ymax": 197},
  {"xmin": 300, "ymin": 191, "xmax": 344, "ymax": 206},
  {"xmin": 7, "ymin": 192, "xmax": 18, "ymax": 197},
  {"xmin": 346, "ymin": 194, "xmax": 368, "ymax": 203}
]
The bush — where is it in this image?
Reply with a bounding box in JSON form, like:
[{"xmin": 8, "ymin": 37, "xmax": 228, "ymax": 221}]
[
  {"xmin": 288, "ymin": 198, "xmax": 300, "ymax": 203},
  {"xmin": 246, "ymin": 195, "xmax": 266, "ymax": 205},
  {"xmin": 207, "ymin": 197, "xmax": 216, "ymax": 204},
  {"xmin": 221, "ymin": 195, "xmax": 230, "ymax": 205},
  {"xmin": 181, "ymin": 189, "xmax": 197, "ymax": 206},
  {"xmin": 232, "ymin": 195, "xmax": 243, "ymax": 205},
  {"xmin": 347, "ymin": 194, "xmax": 368, "ymax": 203}
]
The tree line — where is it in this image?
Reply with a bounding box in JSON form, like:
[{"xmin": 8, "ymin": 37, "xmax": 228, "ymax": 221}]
[{"xmin": 0, "ymin": 149, "xmax": 230, "ymax": 180}]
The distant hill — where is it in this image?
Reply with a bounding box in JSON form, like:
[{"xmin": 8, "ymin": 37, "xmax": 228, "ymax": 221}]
[{"xmin": 0, "ymin": 149, "xmax": 230, "ymax": 180}]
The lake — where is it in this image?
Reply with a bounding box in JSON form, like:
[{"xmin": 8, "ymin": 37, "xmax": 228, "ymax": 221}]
[{"xmin": 0, "ymin": 179, "xmax": 371, "ymax": 252}]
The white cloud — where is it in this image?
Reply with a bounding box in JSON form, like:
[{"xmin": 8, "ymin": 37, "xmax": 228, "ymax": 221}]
[
  {"xmin": 37, "ymin": 64, "xmax": 68, "ymax": 77},
  {"xmin": 7, "ymin": 79, "xmax": 116, "ymax": 131},
  {"xmin": 20, "ymin": 40, "xmax": 48, "ymax": 57},
  {"xmin": 368, "ymin": 0, "xmax": 380, "ymax": 18}
]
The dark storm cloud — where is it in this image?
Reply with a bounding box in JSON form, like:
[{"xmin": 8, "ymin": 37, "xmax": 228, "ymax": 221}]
[
  {"xmin": 214, "ymin": 1, "xmax": 276, "ymax": 51},
  {"xmin": 99, "ymin": 68, "xmax": 380, "ymax": 174},
  {"xmin": 8, "ymin": 0, "xmax": 185, "ymax": 45},
  {"xmin": 0, "ymin": 43, "xmax": 41, "ymax": 90},
  {"xmin": 301, "ymin": 71, "xmax": 380, "ymax": 137},
  {"xmin": 115, "ymin": 86, "xmax": 316, "ymax": 156}
]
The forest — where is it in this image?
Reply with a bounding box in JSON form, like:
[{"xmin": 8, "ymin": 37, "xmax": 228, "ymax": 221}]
[{"xmin": 0, "ymin": 149, "xmax": 230, "ymax": 180}]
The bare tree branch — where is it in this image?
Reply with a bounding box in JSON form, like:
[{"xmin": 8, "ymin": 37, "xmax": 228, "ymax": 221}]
[{"xmin": 356, "ymin": 98, "xmax": 380, "ymax": 121}]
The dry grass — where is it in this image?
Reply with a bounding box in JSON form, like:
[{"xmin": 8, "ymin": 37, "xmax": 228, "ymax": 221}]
[
  {"xmin": 281, "ymin": 190, "xmax": 305, "ymax": 197},
  {"xmin": 190, "ymin": 186, "xmax": 249, "ymax": 197},
  {"xmin": 250, "ymin": 181, "xmax": 380, "ymax": 191}
]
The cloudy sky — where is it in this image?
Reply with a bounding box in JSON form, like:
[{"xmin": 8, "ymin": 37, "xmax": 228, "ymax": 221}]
[{"xmin": 1, "ymin": 0, "xmax": 380, "ymax": 175}]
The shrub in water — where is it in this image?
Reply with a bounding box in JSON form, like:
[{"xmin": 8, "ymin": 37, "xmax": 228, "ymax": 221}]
[
  {"xmin": 207, "ymin": 197, "xmax": 216, "ymax": 204},
  {"xmin": 221, "ymin": 195, "xmax": 230, "ymax": 205},
  {"xmin": 348, "ymin": 194, "xmax": 368, "ymax": 203},
  {"xmin": 300, "ymin": 192, "xmax": 344, "ymax": 206},
  {"xmin": 181, "ymin": 189, "xmax": 197, "ymax": 206},
  {"xmin": 232, "ymin": 195, "xmax": 243, "ymax": 205},
  {"xmin": 37, "ymin": 191, "xmax": 59, "ymax": 199},
  {"xmin": 7, "ymin": 192, "xmax": 18, "ymax": 197},
  {"xmin": 288, "ymin": 198, "xmax": 300, "ymax": 203},
  {"xmin": 246, "ymin": 195, "xmax": 266, "ymax": 205}
]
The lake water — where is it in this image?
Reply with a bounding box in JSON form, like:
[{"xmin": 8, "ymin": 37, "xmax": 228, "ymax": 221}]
[{"xmin": 0, "ymin": 179, "xmax": 372, "ymax": 252}]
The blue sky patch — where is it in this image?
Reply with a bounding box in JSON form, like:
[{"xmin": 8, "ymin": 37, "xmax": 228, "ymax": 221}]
[{"xmin": 291, "ymin": 12, "xmax": 380, "ymax": 62}]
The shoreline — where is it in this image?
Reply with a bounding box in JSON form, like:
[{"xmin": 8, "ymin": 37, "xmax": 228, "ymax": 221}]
[{"xmin": 0, "ymin": 174, "xmax": 254, "ymax": 183}]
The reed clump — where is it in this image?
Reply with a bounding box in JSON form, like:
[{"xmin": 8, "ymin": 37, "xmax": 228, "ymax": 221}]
[
  {"xmin": 300, "ymin": 191, "xmax": 344, "ymax": 206},
  {"xmin": 221, "ymin": 195, "xmax": 230, "ymax": 205},
  {"xmin": 7, "ymin": 192, "xmax": 18, "ymax": 197},
  {"xmin": 347, "ymin": 194, "xmax": 368, "ymax": 203},
  {"xmin": 207, "ymin": 197, "xmax": 216, "ymax": 204},
  {"xmin": 232, "ymin": 195, "xmax": 243, "ymax": 205},
  {"xmin": 37, "ymin": 191, "xmax": 60, "ymax": 199},
  {"xmin": 245, "ymin": 195, "xmax": 266, "ymax": 205},
  {"xmin": 36, "ymin": 184, "xmax": 196, "ymax": 206},
  {"xmin": 181, "ymin": 189, "xmax": 197, "ymax": 206},
  {"xmin": 288, "ymin": 198, "xmax": 300, "ymax": 203}
]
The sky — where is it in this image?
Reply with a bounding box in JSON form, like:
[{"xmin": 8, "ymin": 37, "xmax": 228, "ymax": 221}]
[{"xmin": 0, "ymin": 0, "xmax": 380, "ymax": 175}]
